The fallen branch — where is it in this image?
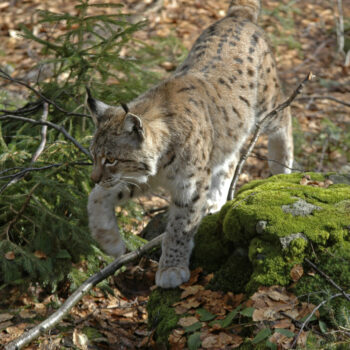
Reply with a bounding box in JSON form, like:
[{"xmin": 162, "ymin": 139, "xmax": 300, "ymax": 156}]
[
  {"xmin": 0, "ymin": 114, "xmax": 91, "ymax": 159},
  {"xmin": 305, "ymin": 258, "xmax": 350, "ymax": 303},
  {"xmin": 291, "ymin": 292, "xmax": 347, "ymax": 348},
  {"xmin": 227, "ymin": 72, "xmax": 313, "ymax": 201},
  {"xmin": 4, "ymin": 233, "xmax": 164, "ymax": 350}
]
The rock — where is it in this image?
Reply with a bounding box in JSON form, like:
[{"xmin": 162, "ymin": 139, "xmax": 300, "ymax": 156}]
[
  {"xmin": 281, "ymin": 199, "xmax": 321, "ymax": 216},
  {"xmin": 279, "ymin": 233, "xmax": 308, "ymax": 249},
  {"xmin": 256, "ymin": 220, "xmax": 267, "ymax": 234},
  {"xmin": 191, "ymin": 172, "xmax": 350, "ymax": 292}
]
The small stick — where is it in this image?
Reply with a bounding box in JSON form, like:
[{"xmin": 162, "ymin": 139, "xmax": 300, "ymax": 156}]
[
  {"xmin": 291, "ymin": 293, "xmax": 346, "ymax": 348},
  {"xmin": 305, "ymin": 258, "xmax": 350, "ymax": 303},
  {"xmin": 227, "ymin": 72, "xmax": 313, "ymax": 201},
  {"xmin": 4, "ymin": 233, "xmax": 164, "ymax": 350},
  {"xmin": 297, "ymin": 95, "xmax": 350, "ymax": 108},
  {"xmin": 31, "ymin": 103, "xmax": 49, "ymax": 162}
]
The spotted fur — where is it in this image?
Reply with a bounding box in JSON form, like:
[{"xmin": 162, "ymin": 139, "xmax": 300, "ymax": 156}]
[{"xmin": 87, "ymin": 0, "xmax": 293, "ymax": 288}]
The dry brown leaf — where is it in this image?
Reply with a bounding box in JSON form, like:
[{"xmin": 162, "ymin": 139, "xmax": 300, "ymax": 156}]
[
  {"xmin": 177, "ymin": 316, "xmax": 199, "ymax": 327},
  {"xmin": 0, "ymin": 313, "xmax": 14, "ymax": 322},
  {"xmin": 19, "ymin": 310, "xmax": 36, "ymax": 319},
  {"xmin": 5, "ymin": 251, "xmax": 15, "ymax": 260},
  {"xmin": 180, "ymin": 285, "xmax": 204, "ymax": 299},
  {"xmin": 34, "ymin": 250, "xmax": 47, "ymax": 259},
  {"xmin": 290, "ymin": 264, "xmax": 304, "ymax": 282},
  {"xmin": 72, "ymin": 329, "xmax": 89, "ymax": 350}
]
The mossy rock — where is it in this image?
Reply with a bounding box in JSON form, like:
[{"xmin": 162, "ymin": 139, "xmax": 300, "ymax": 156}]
[
  {"xmin": 191, "ymin": 172, "xmax": 350, "ymax": 293},
  {"xmin": 148, "ymin": 173, "xmax": 350, "ymax": 345}
]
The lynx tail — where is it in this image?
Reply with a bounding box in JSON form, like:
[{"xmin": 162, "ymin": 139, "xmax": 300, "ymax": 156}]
[{"xmin": 227, "ymin": 0, "xmax": 261, "ymax": 23}]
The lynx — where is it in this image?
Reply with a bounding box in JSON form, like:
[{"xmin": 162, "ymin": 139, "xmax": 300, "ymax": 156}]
[{"xmin": 87, "ymin": 0, "xmax": 293, "ymax": 288}]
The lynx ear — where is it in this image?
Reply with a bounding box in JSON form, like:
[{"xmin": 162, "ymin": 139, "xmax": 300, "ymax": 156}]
[
  {"xmin": 86, "ymin": 87, "xmax": 111, "ymax": 126},
  {"xmin": 122, "ymin": 113, "xmax": 144, "ymax": 140}
]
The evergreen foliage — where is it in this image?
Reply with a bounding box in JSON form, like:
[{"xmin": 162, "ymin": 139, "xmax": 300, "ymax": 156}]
[{"xmin": 0, "ymin": 0, "xmax": 184, "ymax": 291}]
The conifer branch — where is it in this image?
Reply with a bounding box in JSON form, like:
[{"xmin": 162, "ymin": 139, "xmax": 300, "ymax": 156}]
[
  {"xmin": 0, "ymin": 114, "xmax": 91, "ymax": 159},
  {"xmin": 227, "ymin": 72, "xmax": 313, "ymax": 201},
  {"xmin": 0, "ymin": 69, "xmax": 90, "ymax": 118},
  {"xmin": 4, "ymin": 234, "xmax": 164, "ymax": 350}
]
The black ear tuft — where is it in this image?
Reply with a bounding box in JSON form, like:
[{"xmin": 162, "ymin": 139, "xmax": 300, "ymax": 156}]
[
  {"xmin": 86, "ymin": 87, "xmax": 97, "ymax": 114},
  {"xmin": 121, "ymin": 103, "xmax": 129, "ymax": 114}
]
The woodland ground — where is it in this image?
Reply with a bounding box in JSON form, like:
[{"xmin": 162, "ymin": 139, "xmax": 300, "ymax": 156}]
[{"xmin": 0, "ymin": 0, "xmax": 349, "ymax": 349}]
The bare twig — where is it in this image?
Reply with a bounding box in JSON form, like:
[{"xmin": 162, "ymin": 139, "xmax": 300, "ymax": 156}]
[
  {"xmin": 298, "ymin": 95, "xmax": 350, "ymax": 108},
  {"xmin": 305, "ymin": 258, "xmax": 350, "ymax": 303},
  {"xmin": 0, "ymin": 69, "xmax": 90, "ymax": 118},
  {"xmin": 333, "ymin": 0, "xmax": 345, "ymax": 54},
  {"xmin": 250, "ymin": 152, "xmax": 304, "ymax": 172},
  {"xmin": 279, "ymin": 311, "xmax": 326, "ymax": 338},
  {"xmin": 0, "ymin": 114, "xmax": 91, "ymax": 158},
  {"xmin": 291, "ymin": 293, "xmax": 347, "ymax": 348},
  {"xmin": 4, "ymin": 233, "xmax": 164, "ymax": 350},
  {"xmin": 227, "ymin": 72, "xmax": 313, "ymax": 201},
  {"xmin": 31, "ymin": 103, "xmax": 49, "ymax": 162}
]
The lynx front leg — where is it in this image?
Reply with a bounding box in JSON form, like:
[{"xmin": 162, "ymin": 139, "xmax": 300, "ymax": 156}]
[
  {"xmin": 156, "ymin": 179, "xmax": 210, "ymax": 288},
  {"xmin": 88, "ymin": 184, "xmax": 138, "ymax": 257}
]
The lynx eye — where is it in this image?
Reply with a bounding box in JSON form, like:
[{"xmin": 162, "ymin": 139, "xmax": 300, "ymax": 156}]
[{"xmin": 104, "ymin": 158, "xmax": 118, "ymax": 166}]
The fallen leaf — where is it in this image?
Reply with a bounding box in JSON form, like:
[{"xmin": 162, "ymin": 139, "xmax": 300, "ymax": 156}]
[
  {"xmin": 0, "ymin": 313, "xmax": 14, "ymax": 322},
  {"xmin": 34, "ymin": 250, "xmax": 47, "ymax": 259},
  {"xmin": 73, "ymin": 329, "xmax": 89, "ymax": 350},
  {"xmin": 5, "ymin": 251, "xmax": 15, "ymax": 260},
  {"xmin": 290, "ymin": 264, "xmax": 304, "ymax": 282},
  {"xmin": 178, "ymin": 316, "xmax": 199, "ymax": 327},
  {"xmin": 19, "ymin": 310, "xmax": 36, "ymax": 319}
]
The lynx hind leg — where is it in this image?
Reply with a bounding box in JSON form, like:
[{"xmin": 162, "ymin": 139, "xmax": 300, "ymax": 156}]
[
  {"xmin": 207, "ymin": 157, "xmax": 237, "ymax": 212},
  {"xmin": 88, "ymin": 184, "xmax": 138, "ymax": 257},
  {"xmin": 267, "ymin": 107, "xmax": 294, "ymax": 175}
]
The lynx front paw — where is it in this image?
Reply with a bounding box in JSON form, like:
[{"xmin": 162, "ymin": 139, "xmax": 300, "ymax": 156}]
[
  {"xmin": 104, "ymin": 238, "xmax": 126, "ymax": 258},
  {"xmin": 155, "ymin": 266, "xmax": 190, "ymax": 288}
]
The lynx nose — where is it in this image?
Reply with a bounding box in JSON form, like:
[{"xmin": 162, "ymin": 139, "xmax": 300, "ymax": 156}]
[{"xmin": 91, "ymin": 167, "xmax": 102, "ymax": 183}]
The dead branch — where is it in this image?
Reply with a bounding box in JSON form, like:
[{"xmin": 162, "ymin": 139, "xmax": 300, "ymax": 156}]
[
  {"xmin": 305, "ymin": 258, "xmax": 350, "ymax": 303},
  {"xmin": 333, "ymin": 0, "xmax": 345, "ymax": 54},
  {"xmin": 4, "ymin": 233, "xmax": 164, "ymax": 350},
  {"xmin": 250, "ymin": 152, "xmax": 304, "ymax": 172},
  {"xmin": 291, "ymin": 292, "xmax": 347, "ymax": 348},
  {"xmin": 0, "ymin": 69, "xmax": 90, "ymax": 118},
  {"xmin": 0, "ymin": 114, "xmax": 91, "ymax": 159},
  {"xmin": 227, "ymin": 72, "xmax": 313, "ymax": 201},
  {"xmin": 298, "ymin": 95, "xmax": 350, "ymax": 108},
  {"xmin": 31, "ymin": 102, "xmax": 48, "ymax": 162}
]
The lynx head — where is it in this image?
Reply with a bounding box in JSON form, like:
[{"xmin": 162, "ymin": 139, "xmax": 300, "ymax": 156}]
[{"xmin": 86, "ymin": 88, "xmax": 159, "ymax": 188}]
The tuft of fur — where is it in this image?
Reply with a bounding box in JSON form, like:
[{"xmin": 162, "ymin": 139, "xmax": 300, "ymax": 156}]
[
  {"xmin": 227, "ymin": 0, "xmax": 261, "ymax": 23},
  {"xmin": 87, "ymin": 0, "xmax": 293, "ymax": 289}
]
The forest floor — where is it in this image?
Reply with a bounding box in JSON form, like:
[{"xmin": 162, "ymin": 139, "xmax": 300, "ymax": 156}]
[{"xmin": 1, "ymin": 0, "xmax": 350, "ymax": 349}]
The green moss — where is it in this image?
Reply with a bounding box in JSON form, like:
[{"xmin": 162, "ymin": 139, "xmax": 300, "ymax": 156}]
[
  {"xmin": 208, "ymin": 253, "xmax": 253, "ymax": 293},
  {"xmin": 147, "ymin": 288, "xmax": 181, "ymax": 345},
  {"xmin": 293, "ymin": 242, "xmax": 350, "ymax": 329},
  {"xmin": 196, "ymin": 173, "xmax": 350, "ymax": 293},
  {"xmin": 191, "ymin": 213, "xmax": 233, "ymax": 272}
]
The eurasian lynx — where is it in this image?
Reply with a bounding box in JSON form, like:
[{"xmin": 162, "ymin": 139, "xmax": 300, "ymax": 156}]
[{"xmin": 87, "ymin": 0, "xmax": 293, "ymax": 288}]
